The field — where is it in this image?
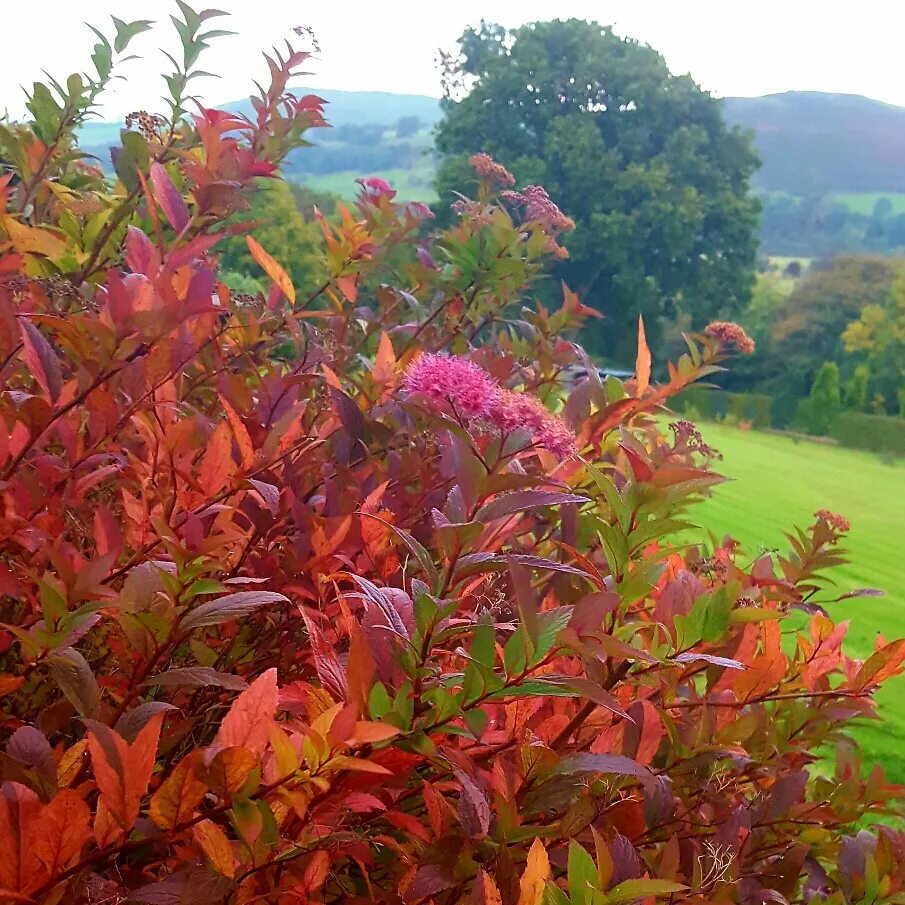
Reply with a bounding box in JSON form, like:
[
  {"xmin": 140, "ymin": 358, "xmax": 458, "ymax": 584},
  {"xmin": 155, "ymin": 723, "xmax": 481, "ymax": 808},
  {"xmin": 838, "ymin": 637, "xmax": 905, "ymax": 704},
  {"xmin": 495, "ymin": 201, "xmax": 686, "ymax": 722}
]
[
  {"xmin": 686, "ymin": 422, "xmax": 905, "ymax": 780},
  {"xmin": 831, "ymin": 191, "xmax": 905, "ymax": 216},
  {"xmin": 293, "ymin": 166, "xmax": 438, "ymax": 203}
]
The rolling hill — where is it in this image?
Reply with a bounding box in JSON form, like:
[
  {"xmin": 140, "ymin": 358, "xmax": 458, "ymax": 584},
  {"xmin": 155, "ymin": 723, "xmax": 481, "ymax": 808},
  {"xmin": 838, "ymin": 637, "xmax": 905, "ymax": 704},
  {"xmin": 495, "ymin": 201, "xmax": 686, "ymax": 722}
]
[{"xmin": 722, "ymin": 91, "xmax": 905, "ymax": 195}]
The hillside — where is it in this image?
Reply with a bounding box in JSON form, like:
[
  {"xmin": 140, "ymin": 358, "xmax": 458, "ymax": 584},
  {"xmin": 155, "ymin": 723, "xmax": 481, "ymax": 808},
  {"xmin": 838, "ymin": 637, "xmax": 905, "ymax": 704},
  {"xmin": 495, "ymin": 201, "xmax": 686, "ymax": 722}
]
[{"xmin": 723, "ymin": 91, "xmax": 905, "ymax": 195}]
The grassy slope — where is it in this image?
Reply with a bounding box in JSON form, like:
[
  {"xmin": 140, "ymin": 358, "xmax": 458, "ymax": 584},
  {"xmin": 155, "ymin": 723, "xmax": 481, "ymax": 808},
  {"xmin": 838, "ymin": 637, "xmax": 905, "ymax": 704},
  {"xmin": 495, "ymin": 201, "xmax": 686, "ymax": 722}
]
[
  {"xmin": 295, "ymin": 166, "xmax": 438, "ymax": 203},
  {"xmin": 686, "ymin": 422, "xmax": 905, "ymax": 779}
]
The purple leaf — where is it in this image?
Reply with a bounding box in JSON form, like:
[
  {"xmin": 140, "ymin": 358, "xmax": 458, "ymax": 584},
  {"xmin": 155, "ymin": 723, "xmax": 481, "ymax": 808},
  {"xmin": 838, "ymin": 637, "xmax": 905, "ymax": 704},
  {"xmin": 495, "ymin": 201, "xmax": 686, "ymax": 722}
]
[
  {"xmin": 142, "ymin": 667, "xmax": 247, "ymax": 691},
  {"xmin": 673, "ymin": 652, "xmax": 746, "ymax": 670},
  {"xmin": 556, "ymin": 752, "xmax": 656, "ymax": 790},
  {"xmin": 454, "ymin": 768, "xmax": 490, "ymax": 839},
  {"xmin": 475, "ymin": 490, "xmax": 589, "ymax": 523},
  {"xmin": 181, "ymin": 590, "xmax": 289, "ymax": 629},
  {"xmin": 150, "ymin": 162, "xmax": 190, "ymax": 232},
  {"xmin": 18, "ymin": 318, "xmax": 62, "ymax": 404},
  {"xmin": 115, "ymin": 702, "xmax": 177, "ymax": 741}
]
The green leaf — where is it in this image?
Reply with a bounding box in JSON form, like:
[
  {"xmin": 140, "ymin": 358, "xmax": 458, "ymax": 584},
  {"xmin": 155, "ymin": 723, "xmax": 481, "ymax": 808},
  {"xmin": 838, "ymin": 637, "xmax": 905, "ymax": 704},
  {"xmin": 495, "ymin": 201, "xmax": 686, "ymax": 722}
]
[
  {"xmin": 112, "ymin": 17, "xmax": 154, "ymax": 54},
  {"xmin": 605, "ymin": 879, "xmax": 686, "ymax": 904},
  {"xmin": 568, "ymin": 841, "xmax": 600, "ymax": 905}
]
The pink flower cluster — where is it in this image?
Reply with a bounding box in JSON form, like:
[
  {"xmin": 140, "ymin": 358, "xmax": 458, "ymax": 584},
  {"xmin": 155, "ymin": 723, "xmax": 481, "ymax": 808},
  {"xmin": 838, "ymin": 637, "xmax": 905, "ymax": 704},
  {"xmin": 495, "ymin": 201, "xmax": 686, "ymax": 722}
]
[
  {"xmin": 402, "ymin": 353, "xmax": 497, "ymax": 419},
  {"xmin": 469, "ymin": 153, "xmax": 516, "ymax": 187},
  {"xmin": 356, "ymin": 176, "xmax": 395, "ymax": 200},
  {"xmin": 502, "ymin": 185, "xmax": 576, "ymax": 234},
  {"xmin": 403, "ymin": 354, "xmax": 576, "ymax": 457},
  {"xmin": 704, "ymin": 321, "xmax": 755, "ymax": 355}
]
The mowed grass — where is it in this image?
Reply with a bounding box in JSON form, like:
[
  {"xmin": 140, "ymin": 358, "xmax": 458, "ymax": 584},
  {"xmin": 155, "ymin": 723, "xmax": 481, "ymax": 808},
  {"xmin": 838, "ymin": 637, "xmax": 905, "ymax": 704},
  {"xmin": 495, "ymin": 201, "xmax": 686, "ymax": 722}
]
[
  {"xmin": 293, "ymin": 166, "xmax": 438, "ymax": 203},
  {"xmin": 831, "ymin": 191, "xmax": 905, "ymax": 216},
  {"xmin": 684, "ymin": 422, "xmax": 905, "ymax": 780}
]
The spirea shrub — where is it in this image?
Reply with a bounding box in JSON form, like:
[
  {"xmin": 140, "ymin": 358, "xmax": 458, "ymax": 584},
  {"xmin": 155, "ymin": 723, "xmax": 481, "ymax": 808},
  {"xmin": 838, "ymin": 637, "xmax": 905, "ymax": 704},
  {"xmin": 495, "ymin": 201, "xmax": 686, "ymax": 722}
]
[{"xmin": 0, "ymin": 7, "xmax": 904, "ymax": 903}]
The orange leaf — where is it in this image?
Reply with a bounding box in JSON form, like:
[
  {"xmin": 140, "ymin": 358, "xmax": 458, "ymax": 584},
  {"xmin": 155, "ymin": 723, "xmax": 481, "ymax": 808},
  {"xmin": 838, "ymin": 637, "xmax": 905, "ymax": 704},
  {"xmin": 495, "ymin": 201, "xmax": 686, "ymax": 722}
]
[
  {"xmin": 32, "ymin": 790, "xmax": 90, "ymax": 881},
  {"xmin": 193, "ymin": 819, "xmax": 235, "ymax": 877},
  {"xmin": 86, "ymin": 713, "xmax": 163, "ymax": 836},
  {"xmin": 348, "ymin": 721, "xmax": 400, "ymax": 746},
  {"xmin": 245, "ymin": 235, "xmax": 295, "ymax": 304},
  {"xmin": 198, "ymin": 420, "xmax": 235, "ymax": 495},
  {"xmin": 0, "ymin": 782, "xmax": 41, "ymax": 894},
  {"xmin": 0, "ymin": 676, "xmax": 24, "ymax": 697},
  {"xmin": 302, "ymin": 850, "xmax": 330, "ymax": 893},
  {"xmin": 217, "ymin": 395, "xmax": 255, "ymax": 470},
  {"xmin": 0, "ymin": 216, "xmax": 67, "ymax": 259},
  {"xmin": 635, "ymin": 315, "xmax": 651, "ymax": 397},
  {"xmin": 213, "ymin": 668, "xmax": 278, "ymax": 757},
  {"xmin": 853, "ymin": 639, "xmax": 905, "ymax": 689},
  {"xmin": 471, "ymin": 870, "xmax": 503, "ymax": 905},
  {"xmin": 517, "ymin": 838, "xmax": 550, "ymax": 905},
  {"xmin": 149, "ymin": 752, "xmax": 208, "ymax": 830},
  {"xmin": 201, "ymin": 747, "xmax": 258, "ymax": 798},
  {"xmin": 372, "ymin": 331, "xmax": 397, "ymax": 383}
]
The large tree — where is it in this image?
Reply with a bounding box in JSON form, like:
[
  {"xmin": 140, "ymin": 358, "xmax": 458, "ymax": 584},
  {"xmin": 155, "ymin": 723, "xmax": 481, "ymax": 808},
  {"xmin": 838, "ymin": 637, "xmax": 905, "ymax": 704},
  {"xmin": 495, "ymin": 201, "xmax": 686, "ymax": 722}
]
[{"xmin": 434, "ymin": 19, "xmax": 760, "ymax": 361}]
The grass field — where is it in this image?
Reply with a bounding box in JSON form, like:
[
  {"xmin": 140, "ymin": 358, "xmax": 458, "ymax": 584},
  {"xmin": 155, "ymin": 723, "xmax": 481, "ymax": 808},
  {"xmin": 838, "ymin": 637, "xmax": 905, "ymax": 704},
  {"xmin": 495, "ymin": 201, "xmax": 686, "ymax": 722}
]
[
  {"xmin": 294, "ymin": 166, "xmax": 438, "ymax": 203},
  {"xmin": 686, "ymin": 422, "xmax": 905, "ymax": 780},
  {"xmin": 831, "ymin": 191, "xmax": 905, "ymax": 216}
]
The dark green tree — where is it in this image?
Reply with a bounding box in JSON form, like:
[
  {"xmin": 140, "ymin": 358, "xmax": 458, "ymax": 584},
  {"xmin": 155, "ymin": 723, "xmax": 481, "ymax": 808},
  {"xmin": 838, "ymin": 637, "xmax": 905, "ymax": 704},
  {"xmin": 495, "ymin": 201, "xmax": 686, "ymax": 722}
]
[
  {"xmin": 434, "ymin": 19, "xmax": 761, "ymax": 361},
  {"xmin": 844, "ymin": 364, "xmax": 870, "ymax": 411}
]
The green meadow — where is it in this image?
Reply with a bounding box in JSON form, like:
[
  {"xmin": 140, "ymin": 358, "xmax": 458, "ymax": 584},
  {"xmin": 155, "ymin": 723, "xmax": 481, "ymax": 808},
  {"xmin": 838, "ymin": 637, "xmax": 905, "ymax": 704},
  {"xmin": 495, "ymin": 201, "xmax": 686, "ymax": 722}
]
[{"xmin": 686, "ymin": 422, "xmax": 905, "ymax": 780}]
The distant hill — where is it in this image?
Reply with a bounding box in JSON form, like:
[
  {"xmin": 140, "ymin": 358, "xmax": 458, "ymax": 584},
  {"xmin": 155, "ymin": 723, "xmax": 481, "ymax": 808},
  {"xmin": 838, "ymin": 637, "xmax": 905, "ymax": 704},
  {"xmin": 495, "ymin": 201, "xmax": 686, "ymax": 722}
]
[{"xmin": 723, "ymin": 91, "xmax": 905, "ymax": 195}]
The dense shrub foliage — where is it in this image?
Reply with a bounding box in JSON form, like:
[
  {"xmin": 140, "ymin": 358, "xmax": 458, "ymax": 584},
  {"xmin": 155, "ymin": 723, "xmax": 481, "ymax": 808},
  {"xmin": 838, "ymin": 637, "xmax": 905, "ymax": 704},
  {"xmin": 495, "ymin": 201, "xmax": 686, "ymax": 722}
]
[{"xmin": 1, "ymin": 8, "xmax": 904, "ymax": 904}]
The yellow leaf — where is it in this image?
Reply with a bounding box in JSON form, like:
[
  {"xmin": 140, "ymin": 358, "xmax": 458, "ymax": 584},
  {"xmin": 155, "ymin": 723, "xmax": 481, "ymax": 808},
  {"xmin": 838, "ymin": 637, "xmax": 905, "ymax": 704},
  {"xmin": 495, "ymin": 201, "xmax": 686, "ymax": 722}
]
[
  {"xmin": 245, "ymin": 235, "xmax": 295, "ymax": 304},
  {"xmin": 1, "ymin": 215, "xmax": 68, "ymax": 259},
  {"xmin": 635, "ymin": 315, "xmax": 651, "ymax": 397},
  {"xmin": 517, "ymin": 838, "xmax": 550, "ymax": 905},
  {"xmin": 193, "ymin": 819, "xmax": 235, "ymax": 877}
]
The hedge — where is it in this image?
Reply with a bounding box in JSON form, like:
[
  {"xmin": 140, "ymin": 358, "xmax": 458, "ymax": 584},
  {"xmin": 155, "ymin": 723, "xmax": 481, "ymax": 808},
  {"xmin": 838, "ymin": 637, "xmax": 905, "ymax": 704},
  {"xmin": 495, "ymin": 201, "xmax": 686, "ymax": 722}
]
[
  {"xmin": 831, "ymin": 411, "xmax": 905, "ymax": 457},
  {"xmin": 677, "ymin": 388, "xmax": 773, "ymax": 428}
]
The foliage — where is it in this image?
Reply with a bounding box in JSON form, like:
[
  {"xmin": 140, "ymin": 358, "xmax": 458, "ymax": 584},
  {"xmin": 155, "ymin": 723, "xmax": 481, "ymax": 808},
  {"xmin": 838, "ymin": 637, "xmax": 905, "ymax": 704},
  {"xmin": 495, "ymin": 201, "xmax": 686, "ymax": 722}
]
[
  {"xmin": 832, "ymin": 411, "xmax": 905, "ymax": 457},
  {"xmin": 1, "ymin": 8, "xmax": 904, "ymax": 904},
  {"xmin": 434, "ymin": 19, "xmax": 760, "ymax": 358},
  {"xmin": 800, "ymin": 362, "xmax": 842, "ymax": 436},
  {"xmin": 844, "ymin": 365, "xmax": 870, "ymax": 412},
  {"xmin": 217, "ymin": 179, "xmax": 326, "ymax": 297},
  {"xmin": 842, "ymin": 277, "xmax": 905, "ymax": 414},
  {"xmin": 766, "ymin": 256, "xmax": 904, "ymax": 392}
]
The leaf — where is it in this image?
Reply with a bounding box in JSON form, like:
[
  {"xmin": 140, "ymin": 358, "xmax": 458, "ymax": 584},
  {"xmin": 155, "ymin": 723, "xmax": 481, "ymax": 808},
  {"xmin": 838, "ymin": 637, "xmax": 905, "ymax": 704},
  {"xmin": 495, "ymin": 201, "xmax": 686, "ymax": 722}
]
[
  {"xmin": 218, "ymin": 396, "xmax": 255, "ymax": 470},
  {"xmin": 18, "ymin": 320, "xmax": 61, "ymax": 405},
  {"xmin": 518, "ymin": 838, "xmax": 550, "ymax": 905},
  {"xmin": 198, "ymin": 421, "xmax": 235, "ymax": 496},
  {"xmin": 635, "ymin": 315, "xmax": 651, "ymax": 397},
  {"xmin": 476, "ymin": 491, "xmax": 589, "ymax": 524},
  {"xmin": 182, "ymin": 591, "xmax": 289, "ymax": 630},
  {"xmin": 1, "ymin": 216, "xmax": 67, "ymax": 259},
  {"xmin": 852, "ymin": 639, "xmax": 905, "ymax": 690},
  {"xmin": 556, "ymin": 753, "xmax": 656, "ymax": 790},
  {"xmin": 201, "ymin": 747, "xmax": 257, "ymax": 798},
  {"xmin": 112, "ymin": 16, "xmax": 153, "ymax": 53},
  {"xmin": 193, "ymin": 820, "xmax": 235, "ymax": 877},
  {"xmin": 359, "ymin": 512, "xmax": 439, "ymax": 587},
  {"xmin": 0, "ymin": 782, "xmax": 41, "ymax": 893},
  {"xmin": 86, "ymin": 713, "xmax": 163, "ymax": 836},
  {"xmin": 32, "ymin": 789, "xmax": 90, "ymax": 878},
  {"xmin": 606, "ymin": 879, "xmax": 686, "ymax": 903},
  {"xmin": 213, "ymin": 668, "xmax": 278, "ymax": 757},
  {"xmin": 372, "ymin": 331, "xmax": 397, "ymax": 382},
  {"xmin": 471, "ymin": 870, "xmax": 503, "ymax": 905},
  {"xmin": 150, "ymin": 753, "xmax": 208, "ymax": 830},
  {"xmin": 454, "ymin": 769, "xmax": 490, "ymax": 839},
  {"xmin": 149, "ymin": 162, "xmax": 190, "ymax": 232},
  {"xmin": 47, "ymin": 649, "xmax": 99, "ymax": 718},
  {"xmin": 672, "ymin": 652, "xmax": 746, "ymax": 670},
  {"xmin": 246, "ymin": 235, "xmax": 295, "ymax": 304},
  {"xmin": 143, "ymin": 668, "xmax": 246, "ymax": 691},
  {"xmin": 115, "ymin": 702, "xmax": 177, "ymax": 742},
  {"xmin": 567, "ymin": 841, "xmax": 598, "ymax": 905}
]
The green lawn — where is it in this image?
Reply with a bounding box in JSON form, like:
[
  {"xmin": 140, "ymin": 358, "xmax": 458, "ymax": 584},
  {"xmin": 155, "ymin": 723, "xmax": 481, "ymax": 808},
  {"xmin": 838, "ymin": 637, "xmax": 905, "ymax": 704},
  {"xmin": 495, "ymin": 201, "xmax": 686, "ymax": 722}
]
[
  {"xmin": 831, "ymin": 191, "xmax": 905, "ymax": 216},
  {"xmin": 685, "ymin": 422, "xmax": 905, "ymax": 779},
  {"xmin": 293, "ymin": 166, "xmax": 438, "ymax": 204}
]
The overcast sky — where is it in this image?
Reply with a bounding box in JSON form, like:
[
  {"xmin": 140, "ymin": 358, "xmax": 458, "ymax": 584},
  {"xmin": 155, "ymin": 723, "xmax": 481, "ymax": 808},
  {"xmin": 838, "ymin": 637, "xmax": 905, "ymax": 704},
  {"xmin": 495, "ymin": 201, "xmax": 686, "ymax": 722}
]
[{"xmin": 4, "ymin": 1, "xmax": 905, "ymax": 119}]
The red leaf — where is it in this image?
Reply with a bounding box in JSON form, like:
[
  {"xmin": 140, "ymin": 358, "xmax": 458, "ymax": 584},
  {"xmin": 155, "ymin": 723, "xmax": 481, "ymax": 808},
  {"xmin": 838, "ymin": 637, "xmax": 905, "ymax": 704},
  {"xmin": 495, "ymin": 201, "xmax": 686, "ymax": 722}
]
[
  {"xmin": 199, "ymin": 421, "xmax": 235, "ymax": 496},
  {"xmin": 149, "ymin": 162, "xmax": 190, "ymax": 232},
  {"xmin": 218, "ymin": 395, "xmax": 255, "ymax": 469},
  {"xmin": 0, "ymin": 782, "xmax": 41, "ymax": 893},
  {"xmin": 454, "ymin": 769, "xmax": 490, "ymax": 839},
  {"xmin": 213, "ymin": 668, "xmax": 278, "ymax": 756},
  {"xmin": 18, "ymin": 319, "xmax": 61, "ymax": 404},
  {"xmin": 852, "ymin": 639, "xmax": 905, "ymax": 690}
]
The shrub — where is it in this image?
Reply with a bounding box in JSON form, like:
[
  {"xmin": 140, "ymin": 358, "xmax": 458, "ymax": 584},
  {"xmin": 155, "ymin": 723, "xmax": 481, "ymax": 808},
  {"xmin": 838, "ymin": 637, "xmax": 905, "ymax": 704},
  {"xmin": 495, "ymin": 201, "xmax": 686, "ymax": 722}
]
[
  {"xmin": 845, "ymin": 364, "xmax": 870, "ymax": 412},
  {"xmin": 0, "ymin": 8, "xmax": 904, "ymax": 903},
  {"xmin": 832, "ymin": 411, "xmax": 905, "ymax": 457},
  {"xmin": 802, "ymin": 361, "xmax": 842, "ymax": 435}
]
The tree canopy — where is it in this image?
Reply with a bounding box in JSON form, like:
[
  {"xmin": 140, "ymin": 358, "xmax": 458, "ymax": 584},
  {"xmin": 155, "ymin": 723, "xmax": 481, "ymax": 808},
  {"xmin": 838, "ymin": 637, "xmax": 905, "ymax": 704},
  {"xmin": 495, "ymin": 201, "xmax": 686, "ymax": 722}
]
[{"xmin": 434, "ymin": 18, "xmax": 761, "ymax": 361}]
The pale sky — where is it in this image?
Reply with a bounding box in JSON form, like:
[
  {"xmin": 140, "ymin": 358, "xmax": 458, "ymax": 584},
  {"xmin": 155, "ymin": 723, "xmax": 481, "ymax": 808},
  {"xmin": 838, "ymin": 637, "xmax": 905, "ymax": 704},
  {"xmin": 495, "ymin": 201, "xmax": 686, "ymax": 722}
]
[{"xmin": 4, "ymin": 1, "xmax": 905, "ymax": 119}]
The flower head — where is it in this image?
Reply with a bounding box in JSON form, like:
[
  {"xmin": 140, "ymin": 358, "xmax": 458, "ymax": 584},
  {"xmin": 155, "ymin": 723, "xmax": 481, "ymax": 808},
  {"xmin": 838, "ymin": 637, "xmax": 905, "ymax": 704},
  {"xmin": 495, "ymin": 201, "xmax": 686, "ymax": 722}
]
[
  {"xmin": 469, "ymin": 152, "xmax": 516, "ymax": 187},
  {"xmin": 704, "ymin": 321, "xmax": 755, "ymax": 355},
  {"xmin": 813, "ymin": 509, "xmax": 851, "ymax": 534},
  {"xmin": 356, "ymin": 176, "xmax": 396, "ymax": 201},
  {"xmin": 488, "ymin": 389, "xmax": 576, "ymax": 457},
  {"xmin": 502, "ymin": 185, "xmax": 575, "ymax": 234},
  {"xmin": 403, "ymin": 353, "xmax": 498, "ymax": 419}
]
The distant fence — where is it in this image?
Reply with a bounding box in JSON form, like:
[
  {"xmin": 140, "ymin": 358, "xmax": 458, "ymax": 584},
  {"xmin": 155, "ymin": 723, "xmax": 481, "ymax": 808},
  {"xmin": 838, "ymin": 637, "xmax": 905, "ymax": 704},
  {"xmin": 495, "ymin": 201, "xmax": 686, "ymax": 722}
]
[{"xmin": 675, "ymin": 389, "xmax": 905, "ymax": 457}]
